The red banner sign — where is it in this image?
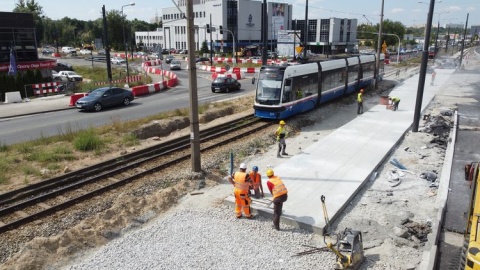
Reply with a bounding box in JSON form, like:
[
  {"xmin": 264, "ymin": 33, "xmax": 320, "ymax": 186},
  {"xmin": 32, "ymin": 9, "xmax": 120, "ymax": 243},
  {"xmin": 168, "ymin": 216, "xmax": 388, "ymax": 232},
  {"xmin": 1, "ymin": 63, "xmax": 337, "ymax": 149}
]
[{"xmin": 0, "ymin": 59, "xmax": 57, "ymax": 72}]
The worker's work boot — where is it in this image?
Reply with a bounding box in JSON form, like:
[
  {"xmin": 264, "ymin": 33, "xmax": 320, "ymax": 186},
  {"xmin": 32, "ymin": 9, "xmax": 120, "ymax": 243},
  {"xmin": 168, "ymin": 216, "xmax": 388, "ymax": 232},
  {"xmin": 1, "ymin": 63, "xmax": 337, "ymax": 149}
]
[
  {"xmin": 282, "ymin": 152, "xmax": 288, "ymax": 155},
  {"xmin": 277, "ymin": 152, "xmax": 282, "ymax": 158}
]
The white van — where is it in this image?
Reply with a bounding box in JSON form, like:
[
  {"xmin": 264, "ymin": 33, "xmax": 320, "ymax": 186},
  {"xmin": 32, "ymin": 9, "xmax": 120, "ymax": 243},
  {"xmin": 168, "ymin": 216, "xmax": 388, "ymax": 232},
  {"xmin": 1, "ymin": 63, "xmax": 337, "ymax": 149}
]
[{"xmin": 61, "ymin": 47, "xmax": 76, "ymax": 54}]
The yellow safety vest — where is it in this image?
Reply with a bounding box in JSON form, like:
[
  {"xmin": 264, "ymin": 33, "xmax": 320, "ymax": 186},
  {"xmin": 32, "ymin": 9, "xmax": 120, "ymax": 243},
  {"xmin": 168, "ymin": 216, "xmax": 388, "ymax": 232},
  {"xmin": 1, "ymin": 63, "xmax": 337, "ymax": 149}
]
[
  {"xmin": 269, "ymin": 176, "xmax": 288, "ymax": 198},
  {"xmin": 357, "ymin": 92, "xmax": 363, "ymax": 102},
  {"xmin": 233, "ymin": 172, "xmax": 250, "ymax": 193},
  {"xmin": 276, "ymin": 126, "xmax": 287, "ymax": 140}
]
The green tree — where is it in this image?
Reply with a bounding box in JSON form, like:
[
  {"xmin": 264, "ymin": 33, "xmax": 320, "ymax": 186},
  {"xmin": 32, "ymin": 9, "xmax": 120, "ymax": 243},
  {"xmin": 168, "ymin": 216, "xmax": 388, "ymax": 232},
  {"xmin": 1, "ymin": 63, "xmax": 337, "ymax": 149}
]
[
  {"xmin": 14, "ymin": 0, "xmax": 44, "ymax": 45},
  {"xmin": 201, "ymin": 41, "xmax": 209, "ymax": 54}
]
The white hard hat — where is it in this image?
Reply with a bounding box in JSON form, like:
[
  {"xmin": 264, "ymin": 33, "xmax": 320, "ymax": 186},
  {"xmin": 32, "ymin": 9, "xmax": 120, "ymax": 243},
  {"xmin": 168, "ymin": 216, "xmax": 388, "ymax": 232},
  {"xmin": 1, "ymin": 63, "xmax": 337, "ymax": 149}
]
[{"xmin": 239, "ymin": 163, "xmax": 247, "ymax": 169}]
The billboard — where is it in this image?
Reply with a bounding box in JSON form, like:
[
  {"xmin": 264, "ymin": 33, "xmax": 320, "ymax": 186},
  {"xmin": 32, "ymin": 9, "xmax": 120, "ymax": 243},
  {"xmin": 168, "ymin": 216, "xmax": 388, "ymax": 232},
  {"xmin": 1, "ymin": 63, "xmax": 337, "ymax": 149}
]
[
  {"xmin": 277, "ymin": 30, "xmax": 301, "ymax": 57},
  {"xmin": 271, "ymin": 3, "xmax": 285, "ymax": 40}
]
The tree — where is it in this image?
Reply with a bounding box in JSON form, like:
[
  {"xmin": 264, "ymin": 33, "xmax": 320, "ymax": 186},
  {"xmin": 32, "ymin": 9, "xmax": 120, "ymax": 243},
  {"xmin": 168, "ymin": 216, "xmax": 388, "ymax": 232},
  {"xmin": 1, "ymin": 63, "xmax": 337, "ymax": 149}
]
[
  {"xmin": 200, "ymin": 41, "xmax": 209, "ymax": 54},
  {"xmin": 14, "ymin": 0, "xmax": 44, "ymax": 45}
]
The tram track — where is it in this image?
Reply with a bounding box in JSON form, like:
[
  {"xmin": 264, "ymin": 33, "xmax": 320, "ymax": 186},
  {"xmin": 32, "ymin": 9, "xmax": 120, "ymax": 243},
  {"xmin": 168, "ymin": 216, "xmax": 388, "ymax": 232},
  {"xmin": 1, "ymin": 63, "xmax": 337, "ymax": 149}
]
[{"xmin": 0, "ymin": 115, "xmax": 273, "ymax": 234}]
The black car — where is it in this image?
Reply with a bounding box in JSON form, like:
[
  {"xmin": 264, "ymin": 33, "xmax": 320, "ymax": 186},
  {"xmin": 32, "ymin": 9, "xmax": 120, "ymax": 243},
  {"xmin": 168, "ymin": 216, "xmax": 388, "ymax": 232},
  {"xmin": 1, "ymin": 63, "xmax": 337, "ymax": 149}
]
[
  {"xmin": 211, "ymin": 77, "xmax": 241, "ymax": 93},
  {"xmin": 165, "ymin": 55, "xmax": 175, "ymax": 64},
  {"xmin": 196, "ymin": 57, "xmax": 210, "ymax": 63},
  {"xmin": 53, "ymin": 62, "xmax": 74, "ymax": 72},
  {"xmin": 75, "ymin": 87, "xmax": 134, "ymax": 112},
  {"xmin": 161, "ymin": 49, "xmax": 169, "ymax": 54}
]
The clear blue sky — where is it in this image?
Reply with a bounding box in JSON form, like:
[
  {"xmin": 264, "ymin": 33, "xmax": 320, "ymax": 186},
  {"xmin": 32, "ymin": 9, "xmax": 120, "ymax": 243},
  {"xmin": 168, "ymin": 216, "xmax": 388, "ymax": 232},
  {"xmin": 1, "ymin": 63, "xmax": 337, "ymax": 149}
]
[{"xmin": 0, "ymin": 0, "xmax": 478, "ymax": 27}]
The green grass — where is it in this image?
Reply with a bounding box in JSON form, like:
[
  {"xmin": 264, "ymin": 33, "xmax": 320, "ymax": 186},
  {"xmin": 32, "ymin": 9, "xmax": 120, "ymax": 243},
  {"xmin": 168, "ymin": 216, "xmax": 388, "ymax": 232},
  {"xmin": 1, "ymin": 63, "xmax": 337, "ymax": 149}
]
[
  {"xmin": 21, "ymin": 164, "xmax": 41, "ymax": 176},
  {"xmin": 122, "ymin": 134, "xmax": 140, "ymax": 147},
  {"xmin": 24, "ymin": 145, "xmax": 76, "ymax": 164},
  {"xmin": 73, "ymin": 128, "xmax": 104, "ymax": 151}
]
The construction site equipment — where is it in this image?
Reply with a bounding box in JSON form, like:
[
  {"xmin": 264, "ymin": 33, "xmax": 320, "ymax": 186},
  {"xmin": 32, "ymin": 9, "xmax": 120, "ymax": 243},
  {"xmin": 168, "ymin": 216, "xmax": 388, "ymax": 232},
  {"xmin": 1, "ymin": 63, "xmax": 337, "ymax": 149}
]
[
  {"xmin": 462, "ymin": 161, "xmax": 480, "ymax": 269},
  {"xmin": 321, "ymin": 195, "xmax": 365, "ymax": 270}
]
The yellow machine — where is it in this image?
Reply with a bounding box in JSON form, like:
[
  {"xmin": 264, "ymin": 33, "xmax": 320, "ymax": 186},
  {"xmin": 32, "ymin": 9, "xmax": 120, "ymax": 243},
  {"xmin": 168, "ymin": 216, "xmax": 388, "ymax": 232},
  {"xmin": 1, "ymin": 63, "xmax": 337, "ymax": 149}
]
[
  {"xmin": 321, "ymin": 195, "xmax": 365, "ymax": 269},
  {"xmin": 463, "ymin": 162, "xmax": 480, "ymax": 269}
]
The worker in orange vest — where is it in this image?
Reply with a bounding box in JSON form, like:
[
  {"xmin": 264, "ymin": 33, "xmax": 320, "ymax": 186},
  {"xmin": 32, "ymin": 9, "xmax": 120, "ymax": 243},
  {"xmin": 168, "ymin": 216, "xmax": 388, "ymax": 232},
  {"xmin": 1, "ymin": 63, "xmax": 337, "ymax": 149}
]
[
  {"xmin": 249, "ymin": 166, "xmax": 264, "ymax": 199},
  {"xmin": 266, "ymin": 168, "xmax": 288, "ymax": 230},
  {"xmin": 228, "ymin": 163, "xmax": 253, "ymax": 219}
]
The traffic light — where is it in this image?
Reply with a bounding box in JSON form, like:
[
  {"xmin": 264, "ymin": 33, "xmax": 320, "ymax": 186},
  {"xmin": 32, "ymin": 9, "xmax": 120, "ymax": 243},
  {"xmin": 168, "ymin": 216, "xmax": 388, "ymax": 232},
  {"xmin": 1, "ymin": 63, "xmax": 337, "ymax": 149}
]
[
  {"xmin": 206, "ymin": 24, "xmax": 210, "ymax": 34},
  {"xmin": 219, "ymin": 26, "xmax": 223, "ymax": 34}
]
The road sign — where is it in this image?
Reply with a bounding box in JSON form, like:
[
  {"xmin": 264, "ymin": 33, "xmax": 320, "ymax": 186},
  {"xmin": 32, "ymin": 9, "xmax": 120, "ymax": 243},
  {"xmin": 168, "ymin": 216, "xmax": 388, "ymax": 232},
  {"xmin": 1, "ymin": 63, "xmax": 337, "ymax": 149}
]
[{"xmin": 295, "ymin": 47, "xmax": 304, "ymax": 54}]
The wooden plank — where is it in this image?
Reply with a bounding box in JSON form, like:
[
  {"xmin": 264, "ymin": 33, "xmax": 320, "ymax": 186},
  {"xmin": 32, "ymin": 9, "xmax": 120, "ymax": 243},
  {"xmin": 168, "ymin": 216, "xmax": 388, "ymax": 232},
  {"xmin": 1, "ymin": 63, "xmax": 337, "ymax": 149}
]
[
  {"xmin": 37, "ymin": 202, "xmax": 51, "ymax": 210},
  {"xmin": 15, "ymin": 211, "xmax": 29, "ymax": 218}
]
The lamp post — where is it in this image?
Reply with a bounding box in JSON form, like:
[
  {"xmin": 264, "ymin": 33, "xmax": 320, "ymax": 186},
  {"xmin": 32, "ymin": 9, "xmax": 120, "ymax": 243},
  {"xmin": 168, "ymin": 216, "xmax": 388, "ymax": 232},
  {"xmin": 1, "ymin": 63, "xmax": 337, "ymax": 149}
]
[
  {"xmin": 433, "ymin": 11, "xmax": 449, "ymax": 58},
  {"xmin": 121, "ymin": 2, "xmax": 135, "ymax": 86},
  {"xmin": 375, "ymin": 0, "xmax": 384, "ymax": 89}
]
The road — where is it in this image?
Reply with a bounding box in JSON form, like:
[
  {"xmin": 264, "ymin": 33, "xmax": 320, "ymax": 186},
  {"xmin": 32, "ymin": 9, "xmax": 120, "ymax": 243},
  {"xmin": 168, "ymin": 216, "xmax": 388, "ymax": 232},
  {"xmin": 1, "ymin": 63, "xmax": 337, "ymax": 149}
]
[{"xmin": 0, "ymin": 57, "xmax": 256, "ymax": 145}]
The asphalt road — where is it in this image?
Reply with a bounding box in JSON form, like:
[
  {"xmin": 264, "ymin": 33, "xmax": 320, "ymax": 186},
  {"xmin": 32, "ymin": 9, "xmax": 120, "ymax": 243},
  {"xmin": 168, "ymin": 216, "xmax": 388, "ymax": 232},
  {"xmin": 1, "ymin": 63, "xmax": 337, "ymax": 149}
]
[{"xmin": 1, "ymin": 57, "xmax": 256, "ymax": 145}]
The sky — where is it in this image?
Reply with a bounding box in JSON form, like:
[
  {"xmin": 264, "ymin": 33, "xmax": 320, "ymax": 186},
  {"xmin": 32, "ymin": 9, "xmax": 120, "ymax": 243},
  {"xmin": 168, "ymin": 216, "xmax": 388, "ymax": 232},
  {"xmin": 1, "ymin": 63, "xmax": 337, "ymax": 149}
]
[{"xmin": 0, "ymin": 0, "xmax": 478, "ymax": 27}]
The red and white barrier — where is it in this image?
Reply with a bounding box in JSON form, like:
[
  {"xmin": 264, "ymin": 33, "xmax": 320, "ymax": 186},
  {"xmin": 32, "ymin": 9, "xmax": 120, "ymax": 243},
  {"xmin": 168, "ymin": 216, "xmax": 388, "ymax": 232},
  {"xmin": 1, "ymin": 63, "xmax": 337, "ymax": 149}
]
[
  {"xmin": 33, "ymin": 82, "xmax": 61, "ymax": 89},
  {"xmin": 212, "ymin": 72, "xmax": 244, "ymax": 80},
  {"xmin": 34, "ymin": 88, "xmax": 59, "ymax": 95},
  {"xmin": 93, "ymin": 75, "xmax": 143, "ymax": 86},
  {"xmin": 132, "ymin": 65, "xmax": 178, "ymax": 97},
  {"xmin": 33, "ymin": 82, "xmax": 62, "ymax": 95},
  {"xmin": 69, "ymin": 93, "xmax": 88, "ymax": 106},
  {"xmin": 231, "ymin": 67, "xmax": 259, "ymax": 74}
]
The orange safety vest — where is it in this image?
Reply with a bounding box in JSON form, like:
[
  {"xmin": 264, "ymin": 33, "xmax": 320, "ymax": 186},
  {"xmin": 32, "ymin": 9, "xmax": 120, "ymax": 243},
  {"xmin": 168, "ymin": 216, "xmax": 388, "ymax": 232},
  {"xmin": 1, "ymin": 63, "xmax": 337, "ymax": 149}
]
[
  {"xmin": 233, "ymin": 172, "xmax": 250, "ymax": 193},
  {"xmin": 269, "ymin": 176, "xmax": 288, "ymax": 198},
  {"xmin": 249, "ymin": 171, "xmax": 261, "ymax": 189}
]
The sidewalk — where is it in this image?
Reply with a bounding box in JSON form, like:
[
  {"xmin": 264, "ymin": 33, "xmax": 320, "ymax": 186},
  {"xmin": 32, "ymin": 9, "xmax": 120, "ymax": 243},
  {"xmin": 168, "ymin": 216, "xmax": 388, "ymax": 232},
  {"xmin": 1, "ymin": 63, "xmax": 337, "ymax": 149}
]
[{"xmin": 0, "ymin": 94, "xmax": 73, "ymax": 119}]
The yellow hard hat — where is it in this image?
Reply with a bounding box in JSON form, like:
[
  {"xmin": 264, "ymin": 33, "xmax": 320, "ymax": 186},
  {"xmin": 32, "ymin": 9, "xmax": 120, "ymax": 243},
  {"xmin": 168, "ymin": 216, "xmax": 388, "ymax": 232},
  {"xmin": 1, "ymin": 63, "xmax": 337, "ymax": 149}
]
[
  {"xmin": 266, "ymin": 169, "xmax": 274, "ymax": 177},
  {"xmin": 279, "ymin": 120, "xmax": 286, "ymax": 125}
]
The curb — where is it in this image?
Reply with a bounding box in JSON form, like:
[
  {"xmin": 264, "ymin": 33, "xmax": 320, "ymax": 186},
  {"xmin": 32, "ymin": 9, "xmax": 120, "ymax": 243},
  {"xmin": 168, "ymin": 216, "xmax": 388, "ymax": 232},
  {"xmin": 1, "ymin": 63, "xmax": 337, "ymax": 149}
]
[{"xmin": 419, "ymin": 110, "xmax": 458, "ymax": 270}]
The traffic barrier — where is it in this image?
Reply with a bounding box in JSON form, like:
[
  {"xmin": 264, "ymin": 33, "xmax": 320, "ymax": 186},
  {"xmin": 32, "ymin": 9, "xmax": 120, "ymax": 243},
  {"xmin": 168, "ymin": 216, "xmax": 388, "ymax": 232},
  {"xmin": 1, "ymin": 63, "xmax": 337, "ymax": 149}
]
[
  {"xmin": 69, "ymin": 93, "xmax": 88, "ymax": 106},
  {"xmin": 212, "ymin": 72, "xmax": 244, "ymax": 80},
  {"xmin": 133, "ymin": 65, "xmax": 178, "ymax": 97},
  {"xmin": 34, "ymin": 88, "xmax": 59, "ymax": 95},
  {"xmin": 231, "ymin": 67, "xmax": 259, "ymax": 74},
  {"xmin": 93, "ymin": 75, "xmax": 143, "ymax": 86}
]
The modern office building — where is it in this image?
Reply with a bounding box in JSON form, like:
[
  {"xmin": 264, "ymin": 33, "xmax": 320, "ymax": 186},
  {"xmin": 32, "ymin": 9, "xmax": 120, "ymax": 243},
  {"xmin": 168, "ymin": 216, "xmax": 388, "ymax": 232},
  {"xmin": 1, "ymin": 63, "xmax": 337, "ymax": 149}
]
[
  {"xmin": 292, "ymin": 18, "xmax": 358, "ymax": 55},
  {"xmin": 158, "ymin": 0, "xmax": 292, "ymax": 54},
  {"xmin": 135, "ymin": 29, "xmax": 164, "ymax": 50}
]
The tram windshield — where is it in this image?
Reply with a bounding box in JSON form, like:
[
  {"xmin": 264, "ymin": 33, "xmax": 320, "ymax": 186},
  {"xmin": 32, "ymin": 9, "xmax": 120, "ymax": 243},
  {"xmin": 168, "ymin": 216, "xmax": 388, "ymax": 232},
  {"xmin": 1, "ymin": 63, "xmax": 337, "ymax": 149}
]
[{"xmin": 255, "ymin": 72, "xmax": 284, "ymax": 105}]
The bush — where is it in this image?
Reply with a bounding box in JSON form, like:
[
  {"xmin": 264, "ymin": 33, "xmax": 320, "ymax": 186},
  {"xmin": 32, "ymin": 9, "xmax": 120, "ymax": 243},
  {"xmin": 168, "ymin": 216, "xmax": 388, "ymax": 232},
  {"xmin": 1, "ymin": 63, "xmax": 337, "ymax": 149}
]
[{"xmin": 73, "ymin": 128, "xmax": 104, "ymax": 151}]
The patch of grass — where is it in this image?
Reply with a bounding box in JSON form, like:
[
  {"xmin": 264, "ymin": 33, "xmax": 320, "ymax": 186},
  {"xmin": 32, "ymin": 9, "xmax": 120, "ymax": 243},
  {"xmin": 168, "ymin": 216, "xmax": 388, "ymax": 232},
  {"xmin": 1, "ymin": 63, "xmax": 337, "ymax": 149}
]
[
  {"xmin": 47, "ymin": 163, "xmax": 61, "ymax": 171},
  {"xmin": 122, "ymin": 134, "xmax": 140, "ymax": 147},
  {"xmin": 15, "ymin": 142, "xmax": 35, "ymax": 154},
  {"xmin": 25, "ymin": 145, "xmax": 75, "ymax": 164},
  {"xmin": 0, "ymin": 174, "xmax": 8, "ymax": 185},
  {"xmin": 21, "ymin": 164, "xmax": 41, "ymax": 176},
  {"xmin": 0, "ymin": 142, "xmax": 8, "ymax": 152},
  {"xmin": 56, "ymin": 122, "xmax": 78, "ymax": 141},
  {"xmin": 73, "ymin": 129, "xmax": 104, "ymax": 151}
]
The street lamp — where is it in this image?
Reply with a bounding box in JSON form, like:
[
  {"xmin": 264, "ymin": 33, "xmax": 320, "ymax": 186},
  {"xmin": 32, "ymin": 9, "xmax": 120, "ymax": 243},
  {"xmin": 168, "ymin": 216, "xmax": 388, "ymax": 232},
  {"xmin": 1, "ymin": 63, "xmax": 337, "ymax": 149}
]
[{"xmin": 121, "ymin": 2, "xmax": 135, "ymax": 86}]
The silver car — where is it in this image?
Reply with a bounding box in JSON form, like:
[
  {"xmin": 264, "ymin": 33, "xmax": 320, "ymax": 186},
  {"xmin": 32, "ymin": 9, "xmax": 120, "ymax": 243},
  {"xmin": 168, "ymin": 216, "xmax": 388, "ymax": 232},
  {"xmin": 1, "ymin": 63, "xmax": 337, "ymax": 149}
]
[{"xmin": 170, "ymin": 60, "xmax": 181, "ymax": 70}]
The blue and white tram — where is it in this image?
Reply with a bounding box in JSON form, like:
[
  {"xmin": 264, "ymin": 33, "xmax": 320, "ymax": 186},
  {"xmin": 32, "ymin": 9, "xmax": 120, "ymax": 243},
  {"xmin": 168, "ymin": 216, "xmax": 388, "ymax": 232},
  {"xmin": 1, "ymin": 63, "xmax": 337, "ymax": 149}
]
[{"xmin": 253, "ymin": 54, "xmax": 384, "ymax": 119}]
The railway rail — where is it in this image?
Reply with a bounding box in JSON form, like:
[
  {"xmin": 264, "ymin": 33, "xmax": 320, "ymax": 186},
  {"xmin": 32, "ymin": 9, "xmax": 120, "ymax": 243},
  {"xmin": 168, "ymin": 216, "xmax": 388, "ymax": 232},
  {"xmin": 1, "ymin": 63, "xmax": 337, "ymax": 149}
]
[{"xmin": 0, "ymin": 115, "xmax": 273, "ymax": 234}]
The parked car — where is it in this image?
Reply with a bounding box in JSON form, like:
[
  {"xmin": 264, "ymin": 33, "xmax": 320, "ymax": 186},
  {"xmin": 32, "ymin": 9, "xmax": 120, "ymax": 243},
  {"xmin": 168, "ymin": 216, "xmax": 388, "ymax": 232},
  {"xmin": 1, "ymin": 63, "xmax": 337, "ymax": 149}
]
[
  {"xmin": 196, "ymin": 57, "xmax": 210, "ymax": 63},
  {"xmin": 79, "ymin": 49, "xmax": 92, "ymax": 55},
  {"xmin": 169, "ymin": 60, "xmax": 181, "ymax": 70},
  {"xmin": 178, "ymin": 49, "xmax": 188, "ymax": 54},
  {"xmin": 42, "ymin": 48, "xmax": 54, "ymax": 56},
  {"xmin": 161, "ymin": 49, "xmax": 169, "ymax": 54},
  {"xmin": 51, "ymin": 70, "xmax": 61, "ymax": 81},
  {"xmin": 111, "ymin": 57, "xmax": 126, "ymax": 65},
  {"xmin": 75, "ymin": 87, "xmax": 134, "ymax": 112},
  {"xmin": 57, "ymin": 71, "xmax": 83, "ymax": 82},
  {"xmin": 53, "ymin": 62, "xmax": 74, "ymax": 72},
  {"xmin": 97, "ymin": 49, "xmax": 106, "ymax": 55},
  {"xmin": 169, "ymin": 48, "xmax": 177, "ymax": 54},
  {"xmin": 211, "ymin": 77, "xmax": 241, "ymax": 93},
  {"xmin": 165, "ymin": 55, "xmax": 175, "ymax": 64}
]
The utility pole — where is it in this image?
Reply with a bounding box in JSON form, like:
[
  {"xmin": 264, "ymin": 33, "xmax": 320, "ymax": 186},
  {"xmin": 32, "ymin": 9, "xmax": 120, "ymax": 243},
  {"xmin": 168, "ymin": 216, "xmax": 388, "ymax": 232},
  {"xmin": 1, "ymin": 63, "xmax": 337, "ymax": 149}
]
[
  {"xmin": 459, "ymin": 13, "xmax": 469, "ymax": 69},
  {"xmin": 303, "ymin": 0, "xmax": 308, "ymax": 59},
  {"xmin": 445, "ymin": 26, "xmax": 449, "ymax": 53},
  {"xmin": 102, "ymin": 5, "xmax": 112, "ymax": 83},
  {"xmin": 186, "ymin": 0, "xmax": 201, "ymax": 172},
  {"xmin": 262, "ymin": 0, "xmax": 268, "ymax": 65},
  {"xmin": 375, "ymin": 0, "xmax": 384, "ymax": 89},
  {"xmin": 434, "ymin": 21, "xmax": 439, "ymax": 59},
  {"xmin": 412, "ymin": 0, "xmax": 435, "ymax": 132},
  {"xmin": 209, "ymin": 14, "xmax": 213, "ymax": 64}
]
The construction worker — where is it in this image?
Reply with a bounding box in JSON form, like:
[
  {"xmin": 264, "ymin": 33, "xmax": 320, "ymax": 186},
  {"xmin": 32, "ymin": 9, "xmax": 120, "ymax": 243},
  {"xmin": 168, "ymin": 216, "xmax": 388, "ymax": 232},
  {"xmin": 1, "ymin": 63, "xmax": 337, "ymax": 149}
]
[
  {"xmin": 275, "ymin": 120, "xmax": 288, "ymax": 158},
  {"xmin": 227, "ymin": 163, "xmax": 253, "ymax": 219},
  {"xmin": 266, "ymin": 168, "xmax": 288, "ymax": 231},
  {"xmin": 388, "ymin": 96, "xmax": 401, "ymax": 111},
  {"xmin": 357, "ymin": 89, "xmax": 364, "ymax": 115},
  {"xmin": 249, "ymin": 166, "xmax": 264, "ymax": 199}
]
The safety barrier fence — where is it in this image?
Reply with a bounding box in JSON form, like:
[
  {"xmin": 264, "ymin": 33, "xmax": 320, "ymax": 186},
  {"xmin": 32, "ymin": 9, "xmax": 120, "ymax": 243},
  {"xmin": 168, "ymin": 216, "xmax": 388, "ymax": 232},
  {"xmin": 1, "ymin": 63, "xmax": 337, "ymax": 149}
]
[{"xmin": 92, "ymin": 75, "xmax": 143, "ymax": 86}]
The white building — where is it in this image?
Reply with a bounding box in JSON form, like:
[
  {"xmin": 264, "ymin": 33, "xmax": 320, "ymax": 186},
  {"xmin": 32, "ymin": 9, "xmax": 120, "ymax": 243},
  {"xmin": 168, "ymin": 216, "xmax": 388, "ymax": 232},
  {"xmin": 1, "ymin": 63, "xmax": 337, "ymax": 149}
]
[
  {"xmin": 135, "ymin": 1, "xmax": 358, "ymax": 56},
  {"xmin": 158, "ymin": 0, "xmax": 292, "ymax": 54},
  {"xmin": 291, "ymin": 18, "xmax": 358, "ymax": 55},
  {"xmin": 135, "ymin": 29, "xmax": 164, "ymax": 50}
]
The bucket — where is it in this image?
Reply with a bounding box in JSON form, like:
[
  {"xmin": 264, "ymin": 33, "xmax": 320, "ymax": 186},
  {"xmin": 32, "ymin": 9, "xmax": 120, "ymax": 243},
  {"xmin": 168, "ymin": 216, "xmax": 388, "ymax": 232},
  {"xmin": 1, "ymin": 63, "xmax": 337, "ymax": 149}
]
[{"xmin": 380, "ymin": 96, "xmax": 389, "ymax": 105}]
